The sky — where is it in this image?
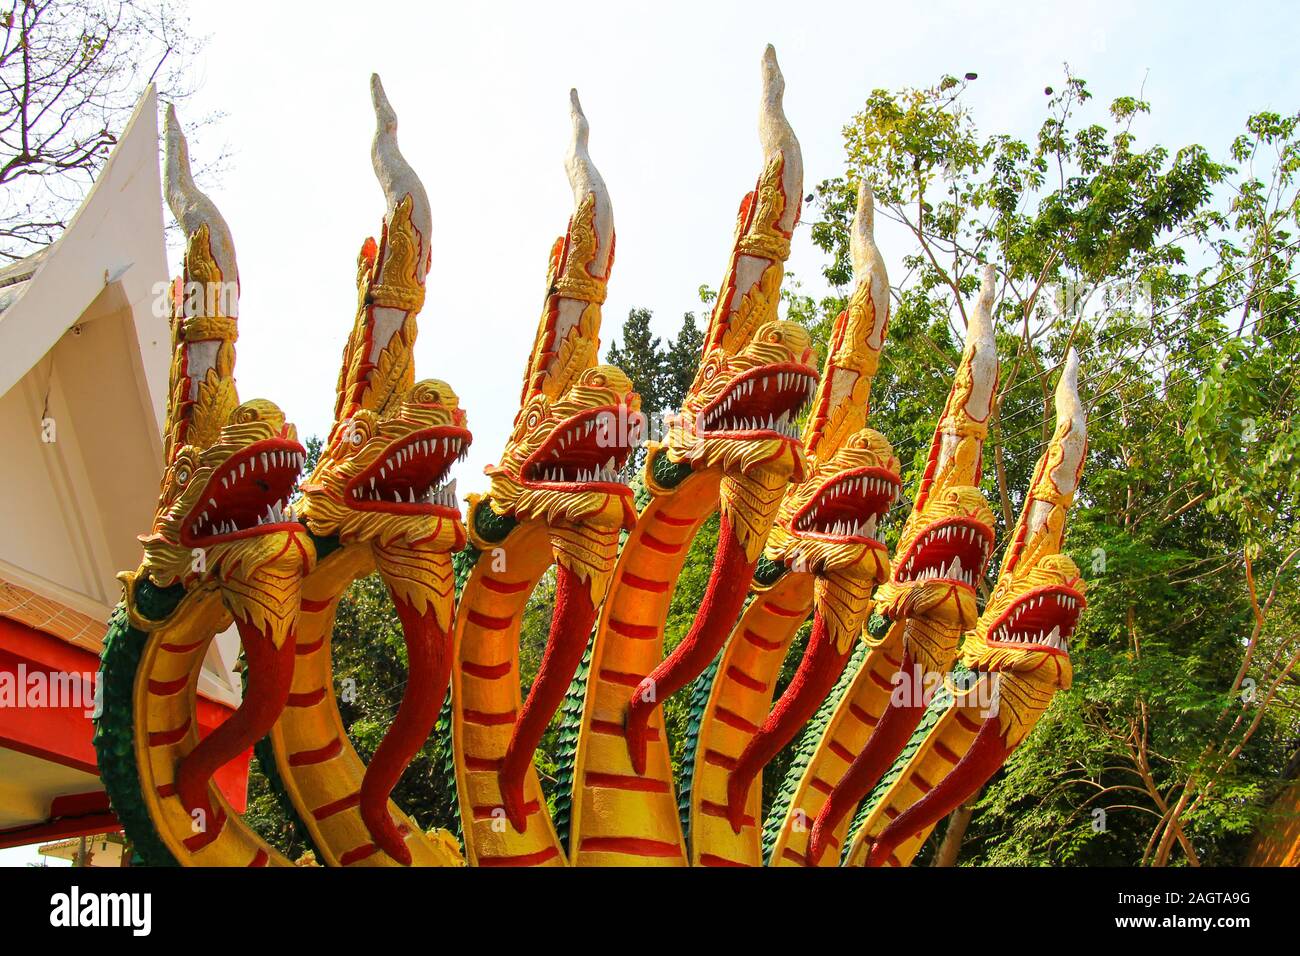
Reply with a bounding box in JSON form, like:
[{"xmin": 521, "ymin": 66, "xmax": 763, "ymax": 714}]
[
  {"xmin": 4, "ymin": 0, "xmax": 1297, "ymax": 869},
  {"xmin": 163, "ymin": 0, "xmax": 1300, "ymax": 494}
]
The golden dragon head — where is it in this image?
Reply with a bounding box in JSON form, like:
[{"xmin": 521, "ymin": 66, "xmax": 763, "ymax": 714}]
[
  {"xmin": 871, "ymin": 266, "xmax": 1000, "ymax": 665},
  {"xmin": 298, "ymin": 76, "xmax": 471, "ymax": 603},
  {"xmin": 763, "ymin": 183, "xmax": 902, "ymax": 648},
  {"xmin": 960, "ymin": 348, "xmax": 1088, "ymax": 747},
  {"xmin": 130, "ymin": 105, "xmax": 313, "ymax": 646},
  {"xmin": 475, "ymin": 90, "xmax": 641, "ymax": 594},
  {"xmin": 653, "ymin": 46, "xmax": 818, "ymax": 559}
]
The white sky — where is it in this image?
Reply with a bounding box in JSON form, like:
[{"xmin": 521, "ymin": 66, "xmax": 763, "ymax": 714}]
[{"xmin": 172, "ymin": 0, "xmax": 1297, "ymax": 495}]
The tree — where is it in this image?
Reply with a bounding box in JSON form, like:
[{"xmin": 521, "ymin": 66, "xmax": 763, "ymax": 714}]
[
  {"xmin": 605, "ymin": 307, "xmax": 665, "ymax": 415},
  {"xmin": 663, "ymin": 311, "xmax": 704, "ymax": 411},
  {"xmin": 797, "ymin": 70, "xmax": 1299, "ymax": 866},
  {"xmin": 0, "ymin": 0, "xmax": 206, "ymax": 259}
]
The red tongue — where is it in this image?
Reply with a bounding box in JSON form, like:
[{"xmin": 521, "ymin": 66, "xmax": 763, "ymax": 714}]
[
  {"xmin": 625, "ymin": 515, "xmax": 754, "ymax": 776},
  {"xmin": 498, "ymin": 564, "xmax": 597, "ymax": 832},
  {"xmin": 807, "ymin": 648, "xmax": 929, "ymax": 866},
  {"xmin": 175, "ymin": 616, "xmax": 296, "ymax": 832},
  {"xmin": 725, "ymin": 611, "xmax": 853, "ymax": 833},
  {"xmin": 359, "ymin": 594, "xmax": 453, "ymax": 865},
  {"xmin": 863, "ymin": 714, "xmax": 1009, "ymax": 867}
]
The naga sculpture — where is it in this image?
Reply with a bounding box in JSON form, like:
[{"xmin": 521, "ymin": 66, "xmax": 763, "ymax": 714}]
[
  {"xmin": 564, "ymin": 45, "xmax": 816, "ymax": 866},
  {"xmin": 767, "ymin": 265, "xmax": 1000, "ymax": 866},
  {"xmin": 96, "ymin": 46, "xmax": 1091, "ymax": 868},
  {"xmin": 685, "ymin": 181, "xmax": 901, "ymax": 866},
  {"xmin": 842, "ymin": 349, "xmax": 1087, "ymax": 866},
  {"xmin": 268, "ymin": 76, "xmax": 467, "ymax": 868},
  {"xmin": 94, "ymin": 105, "xmax": 315, "ymax": 866},
  {"xmin": 450, "ymin": 90, "xmax": 640, "ymax": 866}
]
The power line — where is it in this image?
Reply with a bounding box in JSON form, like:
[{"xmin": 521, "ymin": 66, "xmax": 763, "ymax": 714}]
[
  {"xmin": 990, "ymin": 290, "xmax": 1294, "ymax": 457},
  {"xmin": 959, "ymin": 235, "xmax": 1300, "ymax": 423},
  {"xmin": 885, "ymin": 267, "xmax": 1300, "ymax": 464},
  {"xmin": 877, "ymin": 242, "xmax": 1300, "ymax": 461}
]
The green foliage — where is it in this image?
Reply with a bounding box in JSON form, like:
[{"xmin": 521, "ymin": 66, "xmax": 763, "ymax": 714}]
[
  {"xmin": 797, "ymin": 70, "xmax": 1300, "ymax": 866},
  {"xmin": 606, "ymin": 307, "xmax": 666, "ymax": 418}
]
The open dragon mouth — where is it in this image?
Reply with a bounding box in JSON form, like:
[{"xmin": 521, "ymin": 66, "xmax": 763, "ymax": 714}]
[
  {"xmin": 985, "ymin": 585, "xmax": 1084, "ymax": 655},
  {"xmin": 522, "ymin": 405, "xmax": 636, "ymax": 491},
  {"xmin": 697, "ymin": 363, "xmax": 817, "ymax": 440},
  {"xmin": 792, "ymin": 466, "xmax": 901, "ymax": 544},
  {"xmin": 347, "ymin": 426, "xmax": 471, "ymax": 516},
  {"xmin": 183, "ymin": 437, "xmax": 306, "ymax": 546},
  {"xmin": 893, "ymin": 516, "xmax": 994, "ymax": 589}
]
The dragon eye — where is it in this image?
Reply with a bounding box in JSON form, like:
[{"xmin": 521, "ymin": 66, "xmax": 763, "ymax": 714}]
[
  {"xmin": 176, "ymin": 467, "xmax": 190, "ymax": 485},
  {"xmin": 527, "ymin": 412, "xmax": 540, "ymax": 427}
]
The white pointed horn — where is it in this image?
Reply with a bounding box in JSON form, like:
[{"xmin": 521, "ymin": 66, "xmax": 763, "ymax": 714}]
[
  {"xmin": 758, "ymin": 44, "xmax": 802, "ymax": 234},
  {"xmin": 371, "ymin": 74, "xmax": 432, "ymax": 283},
  {"xmin": 164, "ymin": 104, "xmax": 238, "ymax": 296},
  {"xmin": 1024, "ymin": 348, "xmax": 1087, "ymax": 534},
  {"xmin": 964, "ymin": 263, "xmax": 999, "ymax": 420},
  {"xmin": 1049, "ymin": 347, "xmax": 1087, "ymax": 495},
  {"xmin": 564, "ymin": 89, "xmax": 614, "ymax": 279},
  {"xmin": 850, "ymin": 181, "xmax": 875, "ymax": 276},
  {"xmin": 850, "ymin": 180, "xmax": 889, "ymax": 350}
]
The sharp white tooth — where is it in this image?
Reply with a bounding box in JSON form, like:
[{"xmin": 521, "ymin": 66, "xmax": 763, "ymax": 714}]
[
  {"xmin": 1047, "ymin": 626, "xmax": 1062, "ymax": 648},
  {"xmin": 408, "ymin": 488, "xmax": 416, "ymax": 503},
  {"xmin": 380, "ymin": 467, "xmax": 387, "ymax": 479},
  {"xmin": 394, "ymin": 491, "xmax": 402, "ymax": 503}
]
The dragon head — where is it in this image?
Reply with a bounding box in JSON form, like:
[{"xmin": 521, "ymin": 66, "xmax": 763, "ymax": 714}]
[
  {"xmin": 961, "ymin": 348, "xmax": 1088, "ymax": 746},
  {"xmin": 298, "ymin": 76, "xmax": 470, "ymax": 589},
  {"xmin": 654, "ymin": 45, "xmax": 817, "ymax": 559},
  {"xmin": 872, "ymin": 266, "xmax": 1000, "ymax": 666},
  {"xmin": 764, "ymin": 183, "xmax": 902, "ymax": 645},
  {"xmin": 475, "ymin": 93, "xmax": 645, "ymax": 827},
  {"xmin": 478, "ymin": 90, "xmax": 641, "ymax": 586},
  {"xmin": 131, "ymin": 106, "xmax": 312, "ymax": 647},
  {"xmin": 857, "ymin": 350, "xmax": 1089, "ymax": 868}
]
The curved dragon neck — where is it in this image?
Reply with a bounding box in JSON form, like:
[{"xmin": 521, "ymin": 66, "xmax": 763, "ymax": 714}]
[
  {"xmin": 263, "ymin": 542, "xmax": 463, "ymax": 868},
  {"xmin": 625, "ymin": 511, "xmax": 754, "ymax": 775},
  {"xmin": 451, "ymin": 519, "xmax": 572, "ymax": 866},
  {"xmin": 725, "ymin": 609, "xmax": 854, "ymax": 835},
  {"xmin": 863, "ymin": 710, "xmax": 1008, "ymax": 867},
  {"xmin": 498, "ymin": 561, "xmax": 599, "ymax": 832},
  {"xmin": 358, "ymin": 591, "xmax": 453, "ymax": 865},
  {"xmin": 568, "ymin": 470, "xmax": 724, "ymax": 865},
  {"xmin": 685, "ymin": 571, "xmax": 814, "ymax": 866}
]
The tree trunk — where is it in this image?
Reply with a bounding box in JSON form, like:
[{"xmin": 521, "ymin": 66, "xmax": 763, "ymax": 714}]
[{"xmin": 931, "ymin": 791, "xmax": 980, "ymax": 866}]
